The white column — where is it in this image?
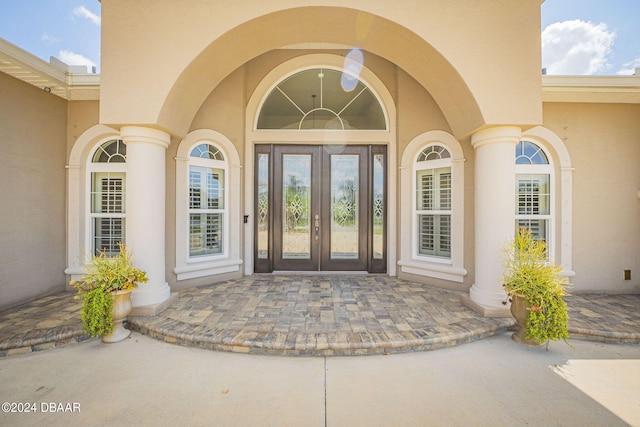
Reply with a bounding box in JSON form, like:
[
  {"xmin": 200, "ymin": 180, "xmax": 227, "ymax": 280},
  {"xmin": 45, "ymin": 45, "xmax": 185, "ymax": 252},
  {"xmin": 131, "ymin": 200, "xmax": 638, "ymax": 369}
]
[
  {"xmin": 469, "ymin": 126, "xmax": 521, "ymax": 310},
  {"xmin": 121, "ymin": 126, "xmax": 171, "ymax": 307}
]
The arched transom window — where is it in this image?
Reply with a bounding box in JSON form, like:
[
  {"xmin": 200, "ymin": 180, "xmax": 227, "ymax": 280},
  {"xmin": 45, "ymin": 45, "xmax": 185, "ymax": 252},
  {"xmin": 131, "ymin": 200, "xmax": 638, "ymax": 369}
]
[
  {"xmin": 417, "ymin": 145, "xmax": 451, "ymax": 162},
  {"xmin": 516, "ymin": 140, "xmax": 548, "ymax": 165},
  {"xmin": 89, "ymin": 139, "xmax": 126, "ymax": 256},
  {"xmin": 515, "ymin": 140, "xmax": 552, "ymax": 244},
  {"xmin": 257, "ymin": 68, "xmax": 386, "ymax": 130},
  {"xmin": 415, "ymin": 145, "xmax": 452, "ymax": 258},
  {"xmin": 190, "ymin": 143, "xmax": 225, "ymax": 160}
]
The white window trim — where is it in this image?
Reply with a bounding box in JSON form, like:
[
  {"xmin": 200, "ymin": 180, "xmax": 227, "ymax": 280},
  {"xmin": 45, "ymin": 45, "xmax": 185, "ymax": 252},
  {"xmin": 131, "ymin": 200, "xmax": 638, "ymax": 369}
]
[
  {"xmin": 66, "ymin": 125, "xmax": 122, "ymax": 282},
  {"xmin": 187, "ymin": 156, "xmax": 228, "ymax": 261},
  {"xmin": 86, "ymin": 148, "xmax": 127, "ymax": 257},
  {"xmin": 414, "ymin": 155, "xmax": 452, "ymax": 260},
  {"xmin": 399, "ymin": 131, "xmax": 466, "ymax": 282},
  {"xmin": 515, "ymin": 143, "xmax": 555, "ymax": 261},
  {"xmin": 515, "ymin": 167, "xmax": 554, "ymax": 261},
  {"xmin": 519, "ymin": 127, "xmax": 574, "ymax": 276},
  {"xmin": 174, "ymin": 129, "xmax": 242, "ymax": 281}
]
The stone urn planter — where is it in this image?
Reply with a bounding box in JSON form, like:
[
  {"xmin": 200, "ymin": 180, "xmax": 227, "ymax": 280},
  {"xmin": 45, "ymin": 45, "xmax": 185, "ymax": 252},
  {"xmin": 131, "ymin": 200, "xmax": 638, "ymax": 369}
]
[
  {"xmin": 102, "ymin": 289, "xmax": 134, "ymax": 343},
  {"xmin": 70, "ymin": 243, "xmax": 148, "ymax": 343},
  {"xmin": 509, "ymin": 295, "xmax": 542, "ymax": 346}
]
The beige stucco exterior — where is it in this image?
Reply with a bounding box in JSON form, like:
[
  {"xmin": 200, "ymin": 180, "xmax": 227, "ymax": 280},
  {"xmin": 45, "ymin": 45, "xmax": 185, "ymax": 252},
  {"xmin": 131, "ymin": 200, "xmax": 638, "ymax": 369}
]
[
  {"xmin": 543, "ymin": 102, "xmax": 640, "ymax": 292},
  {"xmin": 0, "ymin": 72, "xmax": 67, "ymax": 310},
  {"xmin": 99, "ymin": 0, "xmax": 542, "ymax": 139},
  {"xmin": 1, "ymin": 0, "xmax": 638, "ymax": 312}
]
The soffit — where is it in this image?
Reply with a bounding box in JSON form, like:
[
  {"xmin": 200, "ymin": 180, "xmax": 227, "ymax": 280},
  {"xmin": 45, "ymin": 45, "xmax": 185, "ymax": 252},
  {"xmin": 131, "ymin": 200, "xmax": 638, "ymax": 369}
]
[{"xmin": 0, "ymin": 38, "xmax": 99, "ymax": 101}]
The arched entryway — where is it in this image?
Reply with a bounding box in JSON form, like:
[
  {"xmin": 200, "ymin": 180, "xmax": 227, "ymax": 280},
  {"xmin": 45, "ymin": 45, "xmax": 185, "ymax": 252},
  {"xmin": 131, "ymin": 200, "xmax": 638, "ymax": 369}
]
[{"xmin": 244, "ymin": 54, "xmax": 397, "ymax": 275}]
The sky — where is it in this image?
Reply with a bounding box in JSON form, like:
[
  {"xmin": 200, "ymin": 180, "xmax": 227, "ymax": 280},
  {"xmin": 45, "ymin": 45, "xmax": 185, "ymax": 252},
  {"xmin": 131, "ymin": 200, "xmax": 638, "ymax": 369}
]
[{"xmin": 0, "ymin": 1, "xmax": 639, "ymax": 76}]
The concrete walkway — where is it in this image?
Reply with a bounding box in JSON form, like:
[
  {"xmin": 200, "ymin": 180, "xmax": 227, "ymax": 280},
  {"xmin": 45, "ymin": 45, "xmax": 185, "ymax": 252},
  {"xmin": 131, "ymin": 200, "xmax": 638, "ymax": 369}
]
[{"xmin": 1, "ymin": 331, "xmax": 639, "ymax": 426}]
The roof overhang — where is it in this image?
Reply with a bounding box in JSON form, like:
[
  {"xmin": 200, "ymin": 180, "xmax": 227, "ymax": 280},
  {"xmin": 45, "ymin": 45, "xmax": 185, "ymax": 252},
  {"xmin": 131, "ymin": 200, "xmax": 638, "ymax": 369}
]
[
  {"xmin": 542, "ymin": 74, "xmax": 640, "ymax": 104},
  {"xmin": 0, "ymin": 37, "xmax": 100, "ymax": 100}
]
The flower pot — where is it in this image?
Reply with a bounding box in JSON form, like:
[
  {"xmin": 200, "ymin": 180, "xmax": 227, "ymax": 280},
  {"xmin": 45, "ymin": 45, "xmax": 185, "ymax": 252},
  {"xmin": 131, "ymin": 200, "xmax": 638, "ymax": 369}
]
[
  {"xmin": 102, "ymin": 289, "xmax": 133, "ymax": 343},
  {"xmin": 510, "ymin": 295, "xmax": 542, "ymax": 346}
]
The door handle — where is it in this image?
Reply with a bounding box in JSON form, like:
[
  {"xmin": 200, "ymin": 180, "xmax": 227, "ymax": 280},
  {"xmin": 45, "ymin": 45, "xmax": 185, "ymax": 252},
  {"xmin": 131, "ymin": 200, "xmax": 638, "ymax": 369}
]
[{"xmin": 314, "ymin": 214, "xmax": 320, "ymax": 240}]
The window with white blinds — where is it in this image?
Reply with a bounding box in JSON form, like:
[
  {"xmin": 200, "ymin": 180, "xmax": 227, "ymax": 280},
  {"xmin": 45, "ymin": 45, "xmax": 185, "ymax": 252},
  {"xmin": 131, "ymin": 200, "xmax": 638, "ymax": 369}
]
[
  {"xmin": 515, "ymin": 141, "xmax": 551, "ymax": 244},
  {"xmin": 415, "ymin": 146, "xmax": 452, "ymax": 259},
  {"xmin": 188, "ymin": 144, "xmax": 227, "ymax": 258},
  {"xmin": 90, "ymin": 139, "xmax": 126, "ymax": 256}
]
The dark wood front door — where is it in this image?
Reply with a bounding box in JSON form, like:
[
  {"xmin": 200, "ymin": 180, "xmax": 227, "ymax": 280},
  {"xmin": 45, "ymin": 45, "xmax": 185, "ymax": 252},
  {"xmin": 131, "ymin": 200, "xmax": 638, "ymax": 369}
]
[{"xmin": 254, "ymin": 145, "xmax": 386, "ymax": 272}]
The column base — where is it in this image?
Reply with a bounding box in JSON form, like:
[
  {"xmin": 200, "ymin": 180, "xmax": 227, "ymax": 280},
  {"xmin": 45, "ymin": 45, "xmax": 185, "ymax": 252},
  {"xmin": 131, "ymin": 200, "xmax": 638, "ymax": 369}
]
[
  {"xmin": 131, "ymin": 282, "xmax": 172, "ymax": 309},
  {"xmin": 130, "ymin": 292, "xmax": 179, "ymax": 317},
  {"xmin": 463, "ymin": 285, "xmax": 512, "ymax": 318}
]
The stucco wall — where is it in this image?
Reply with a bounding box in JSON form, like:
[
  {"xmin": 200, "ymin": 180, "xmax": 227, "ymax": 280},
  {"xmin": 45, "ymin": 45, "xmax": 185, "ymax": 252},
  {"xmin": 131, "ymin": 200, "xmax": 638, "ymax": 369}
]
[
  {"xmin": 164, "ymin": 64, "xmax": 247, "ymax": 290},
  {"xmin": 0, "ymin": 72, "xmax": 68, "ymax": 310},
  {"xmin": 543, "ymin": 102, "xmax": 640, "ymax": 293},
  {"xmin": 67, "ymin": 101, "xmax": 99, "ymax": 158},
  {"xmin": 395, "ymin": 68, "xmax": 478, "ymax": 291},
  {"xmin": 173, "ymin": 48, "xmax": 482, "ymax": 291},
  {"xmin": 100, "ymin": 0, "xmax": 542, "ymax": 139}
]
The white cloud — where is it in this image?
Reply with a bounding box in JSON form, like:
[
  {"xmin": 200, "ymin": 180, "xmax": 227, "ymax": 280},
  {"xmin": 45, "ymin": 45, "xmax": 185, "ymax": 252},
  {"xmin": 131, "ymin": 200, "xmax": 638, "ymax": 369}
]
[
  {"xmin": 58, "ymin": 50, "xmax": 97, "ymax": 70},
  {"xmin": 617, "ymin": 57, "xmax": 640, "ymax": 75},
  {"xmin": 73, "ymin": 5, "xmax": 101, "ymax": 27},
  {"xmin": 542, "ymin": 19, "xmax": 616, "ymax": 75},
  {"xmin": 41, "ymin": 32, "xmax": 59, "ymax": 44}
]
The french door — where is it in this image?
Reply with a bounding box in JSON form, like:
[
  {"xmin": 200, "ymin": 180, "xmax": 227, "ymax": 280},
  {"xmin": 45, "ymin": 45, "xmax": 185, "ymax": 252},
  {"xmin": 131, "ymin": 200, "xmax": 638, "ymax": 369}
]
[{"xmin": 255, "ymin": 145, "xmax": 386, "ymax": 272}]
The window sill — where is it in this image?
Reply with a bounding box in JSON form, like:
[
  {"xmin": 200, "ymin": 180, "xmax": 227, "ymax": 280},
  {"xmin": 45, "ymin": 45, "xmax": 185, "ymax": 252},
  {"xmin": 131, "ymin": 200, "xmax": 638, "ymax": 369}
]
[
  {"xmin": 173, "ymin": 258, "xmax": 243, "ymax": 281},
  {"xmin": 398, "ymin": 259, "xmax": 467, "ymax": 283}
]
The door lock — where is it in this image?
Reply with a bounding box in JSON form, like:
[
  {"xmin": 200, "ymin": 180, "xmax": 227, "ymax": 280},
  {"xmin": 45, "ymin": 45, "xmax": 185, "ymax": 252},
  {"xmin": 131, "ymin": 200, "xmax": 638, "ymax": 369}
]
[{"xmin": 314, "ymin": 214, "xmax": 320, "ymax": 240}]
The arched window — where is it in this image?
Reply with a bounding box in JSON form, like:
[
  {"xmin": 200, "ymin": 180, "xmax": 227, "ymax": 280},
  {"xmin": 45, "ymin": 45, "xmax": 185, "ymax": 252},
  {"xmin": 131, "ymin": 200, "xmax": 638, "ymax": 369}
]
[
  {"xmin": 415, "ymin": 145, "xmax": 452, "ymax": 258},
  {"xmin": 174, "ymin": 130, "xmax": 242, "ymax": 281},
  {"xmin": 257, "ymin": 68, "xmax": 386, "ymax": 130},
  {"xmin": 515, "ymin": 140, "xmax": 552, "ymax": 244},
  {"xmin": 88, "ymin": 139, "xmax": 126, "ymax": 256},
  {"xmin": 188, "ymin": 143, "xmax": 227, "ymax": 258}
]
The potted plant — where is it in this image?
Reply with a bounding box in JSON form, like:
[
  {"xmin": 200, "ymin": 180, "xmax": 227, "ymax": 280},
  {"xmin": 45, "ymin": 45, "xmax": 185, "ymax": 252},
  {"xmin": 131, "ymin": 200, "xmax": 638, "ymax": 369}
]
[
  {"xmin": 70, "ymin": 243, "xmax": 148, "ymax": 343},
  {"xmin": 503, "ymin": 228, "xmax": 570, "ymax": 348}
]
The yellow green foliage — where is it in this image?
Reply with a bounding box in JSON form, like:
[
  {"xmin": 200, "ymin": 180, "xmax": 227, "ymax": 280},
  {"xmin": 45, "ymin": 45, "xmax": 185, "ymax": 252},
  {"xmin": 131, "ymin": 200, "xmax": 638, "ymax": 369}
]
[
  {"xmin": 503, "ymin": 228, "xmax": 570, "ymax": 346},
  {"xmin": 71, "ymin": 244, "xmax": 148, "ymax": 337},
  {"xmin": 70, "ymin": 243, "xmax": 148, "ymax": 293},
  {"xmin": 81, "ymin": 288, "xmax": 114, "ymax": 337}
]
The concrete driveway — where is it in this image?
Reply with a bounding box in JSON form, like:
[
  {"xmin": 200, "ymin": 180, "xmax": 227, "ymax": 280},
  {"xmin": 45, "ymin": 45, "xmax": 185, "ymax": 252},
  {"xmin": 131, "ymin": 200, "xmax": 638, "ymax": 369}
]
[{"xmin": 1, "ymin": 331, "xmax": 639, "ymax": 426}]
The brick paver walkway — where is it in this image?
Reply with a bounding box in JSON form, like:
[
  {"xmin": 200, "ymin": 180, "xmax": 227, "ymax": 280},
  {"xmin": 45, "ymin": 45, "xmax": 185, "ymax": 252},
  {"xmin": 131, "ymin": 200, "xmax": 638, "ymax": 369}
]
[
  {"xmin": 1, "ymin": 276, "xmax": 638, "ymax": 357},
  {"xmin": 129, "ymin": 275, "xmax": 515, "ymax": 356}
]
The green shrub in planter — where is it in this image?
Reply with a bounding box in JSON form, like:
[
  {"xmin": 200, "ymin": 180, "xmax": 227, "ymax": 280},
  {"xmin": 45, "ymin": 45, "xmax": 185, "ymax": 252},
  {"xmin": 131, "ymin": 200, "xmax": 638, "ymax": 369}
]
[
  {"xmin": 70, "ymin": 244, "xmax": 148, "ymax": 337},
  {"xmin": 503, "ymin": 228, "xmax": 570, "ymax": 348}
]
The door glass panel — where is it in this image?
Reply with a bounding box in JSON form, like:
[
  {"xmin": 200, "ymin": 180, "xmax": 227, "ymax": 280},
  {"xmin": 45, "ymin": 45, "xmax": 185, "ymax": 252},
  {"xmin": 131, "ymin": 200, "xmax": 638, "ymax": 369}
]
[
  {"xmin": 373, "ymin": 154, "xmax": 384, "ymax": 259},
  {"xmin": 331, "ymin": 155, "xmax": 359, "ymax": 259},
  {"xmin": 282, "ymin": 155, "xmax": 311, "ymax": 259},
  {"xmin": 257, "ymin": 154, "xmax": 269, "ymax": 259}
]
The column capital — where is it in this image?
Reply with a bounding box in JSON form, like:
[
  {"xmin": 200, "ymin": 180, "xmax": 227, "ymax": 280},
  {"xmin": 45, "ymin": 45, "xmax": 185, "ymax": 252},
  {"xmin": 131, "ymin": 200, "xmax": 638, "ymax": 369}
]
[
  {"xmin": 471, "ymin": 125, "xmax": 521, "ymax": 149},
  {"xmin": 121, "ymin": 126, "xmax": 170, "ymax": 149}
]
